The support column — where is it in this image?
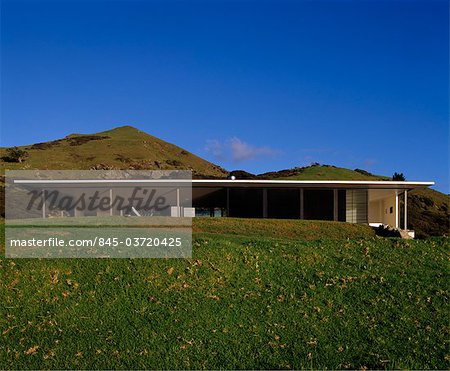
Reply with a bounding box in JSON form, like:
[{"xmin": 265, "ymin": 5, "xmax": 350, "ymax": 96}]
[
  {"xmin": 404, "ymin": 190, "xmax": 408, "ymax": 230},
  {"xmin": 333, "ymin": 189, "xmax": 338, "ymax": 221},
  {"xmin": 42, "ymin": 189, "xmax": 46, "ymax": 219},
  {"xmin": 109, "ymin": 188, "xmax": 113, "ymax": 216},
  {"xmin": 395, "ymin": 191, "xmax": 399, "ymax": 229},
  {"xmin": 262, "ymin": 188, "xmax": 268, "ymax": 218},
  {"xmin": 299, "ymin": 188, "xmax": 304, "ymax": 219},
  {"xmin": 176, "ymin": 188, "xmax": 180, "ymax": 217}
]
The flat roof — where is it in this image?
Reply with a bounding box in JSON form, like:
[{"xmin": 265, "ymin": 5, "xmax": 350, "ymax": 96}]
[
  {"xmin": 13, "ymin": 179, "xmax": 435, "ymax": 190},
  {"xmin": 192, "ymin": 179, "xmax": 434, "ymax": 190}
]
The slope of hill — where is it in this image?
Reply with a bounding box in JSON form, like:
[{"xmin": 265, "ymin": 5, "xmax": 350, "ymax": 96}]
[
  {"xmin": 407, "ymin": 188, "xmax": 449, "ymax": 238},
  {"xmin": 231, "ymin": 164, "xmax": 390, "ymax": 181},
  {"xmin": 0, "ymin": 126, "xmax": 227, "ymax": 178},
  {"xmin": 258, "ymin": 164, "xmax": 389, "ymax": 180}
]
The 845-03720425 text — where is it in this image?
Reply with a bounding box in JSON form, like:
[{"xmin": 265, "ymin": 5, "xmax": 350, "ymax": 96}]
[{"xmin": 8, "ymin": 236, "xmax": 184, "ymax": 248}]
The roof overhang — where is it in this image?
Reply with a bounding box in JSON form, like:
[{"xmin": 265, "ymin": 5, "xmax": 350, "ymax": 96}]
[
  {"xmin": 13, "ymin": 179, "xmax": 435, "ymax": 190},
  {"xmin": 191, "ymin": 179, "xmax": 434, "ymax": 190}
]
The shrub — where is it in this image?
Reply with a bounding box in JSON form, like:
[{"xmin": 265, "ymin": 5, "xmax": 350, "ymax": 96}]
[
  {"xmin": 166, "ymin": 159, "xmax": 183, "ymax": 167},
  {"xmin": 228, "ymin": 170, "xmax": 258, "ymax": 180},
  {"xmin": 67, "ymin": 135, "xmax": 109, "ymax": 146},
  {"xmin": 354, "ymin": 168, "xmax": 373, "ymax": 176},
  {"xmin": 30, "ymin": 141, "xmax": 60, "ymax": 150},
  {"xmin": 2, "ymin": 147, "xmax": 28, "ymax": 163},
  {"xmin": 392, "ymin": 172, "xmax": 406, "ymax": 181},
  {"xmin": 115, "ymin": 154, "xmax": 133, "ymax": 163}
]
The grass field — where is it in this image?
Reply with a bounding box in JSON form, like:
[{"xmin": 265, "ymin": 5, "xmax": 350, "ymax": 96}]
[
  {"xmin": 0, "ymin": 219, "xmax": 449, "ymax": 369},
  {"xmin": 193, "ymin": 217, "xmax": 375, "ymax": 240}
]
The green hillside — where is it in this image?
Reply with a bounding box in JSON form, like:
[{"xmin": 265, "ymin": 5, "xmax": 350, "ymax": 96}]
[
  {"xmin": 407, "ymin": 188, "xmax": 449, "ymax": 238},
  {"xmin": 0, "ymin": 126, "xmax": 227, "ymax": 178},
  {"xmin": 0, "ymin": 222, "xmax": 448, "ymax": 369},
  {"xmin": 259, "ymin": 164, "xmax": 389, "ymax": 181}
]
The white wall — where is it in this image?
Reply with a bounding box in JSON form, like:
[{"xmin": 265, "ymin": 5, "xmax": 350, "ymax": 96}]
[
  {"xmin": 368, "ymin": 200, "xmax": 382, "ymax": 222},
  {"xmin": 381, "ymin": 194, "xmax": 397, "ymax": 227},
  {"xmin": 368, "ymin": 190, "xmax": 398, "ymax": 227}
]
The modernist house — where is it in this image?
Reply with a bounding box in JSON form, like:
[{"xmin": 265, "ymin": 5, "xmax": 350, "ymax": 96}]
[
  {"xmin": 9, "ymin": 177, "xmax": 434, "ymax": 230},
  {"xmin": 191, "ymin": 179, "xmax": 433, "ymax": 230}
]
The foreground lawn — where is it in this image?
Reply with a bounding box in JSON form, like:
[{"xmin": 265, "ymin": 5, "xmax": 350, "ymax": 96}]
[
  {"xmin": 193, "ymin": 217, "xmax": 375, "ymax": 240},
  {"xmin": 0, "ymin": 231, "xmax": 449, "ymax": 369}
]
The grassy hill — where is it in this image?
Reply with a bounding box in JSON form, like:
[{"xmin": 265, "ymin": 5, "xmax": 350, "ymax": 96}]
[
  {"xmin": 0, "ymin": 220, "xmax": 448, "ymax": 369},
  {"xmin": 407, "ymin": 188, "xmax": 449, "ymax": 238},
  {"xmin": 259, "ymin": 164, "xmax": 390, "ymax": 181},
  {"xmin": 0, "ymin": 126, "xmax": 227, "ymax": 178}
]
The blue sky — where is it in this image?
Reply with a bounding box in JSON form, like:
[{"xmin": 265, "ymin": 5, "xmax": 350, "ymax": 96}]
[{"xmin": 1, "ymin": 0, "xmax": 449, "ymax": 192}]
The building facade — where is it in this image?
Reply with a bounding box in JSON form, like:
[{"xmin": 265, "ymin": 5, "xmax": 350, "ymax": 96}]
[
  {"xmin": 191, "ymin": 180, "xmax": 435, "ymax": 229},
  {"xmin": 11, "ymin": 178, "xmax": 434, "ymax": 230}
]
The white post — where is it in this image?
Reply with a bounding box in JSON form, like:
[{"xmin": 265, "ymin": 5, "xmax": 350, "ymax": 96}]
[
  {"xmin": 42, "ymin": 189, "xmax": 46, "ymax": 218},
  {"xmin": 404, "ymin": 190, "xmax": 408, "ymax": 230},
  {"xmin": 395, "ymin": 191, "xmax": 399, "ymax": 229},
  {"xmin": 263, "ymin": 188, "xmax": 268, "ymax": 218},
  {"xmin": 176, "ymin": 188, "xmax": 180, "ymax": 217},
  {"xmin": 109, "ymin": 188, "xmax": 113, "ymax": 216}
]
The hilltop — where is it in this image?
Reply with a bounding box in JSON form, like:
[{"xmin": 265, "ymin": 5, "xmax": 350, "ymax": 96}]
[
  {"xmin": 0, "ymin": 125, "xmax": 227, "ymax": 178},
  {"xmin": 230, "ymin": 164, "xmax": 389, "ymax": 181}
]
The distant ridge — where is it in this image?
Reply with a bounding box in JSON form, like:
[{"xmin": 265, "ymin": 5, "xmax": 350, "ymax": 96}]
[{"xmin": 231, "ymin": 164, "xmax": 389, "ymax": 181}]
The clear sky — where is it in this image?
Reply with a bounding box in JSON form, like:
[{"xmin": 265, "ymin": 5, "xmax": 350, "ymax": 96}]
[{"xmin": 1, "ymin": 0, "xmax": 449, "ymax": 192}]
